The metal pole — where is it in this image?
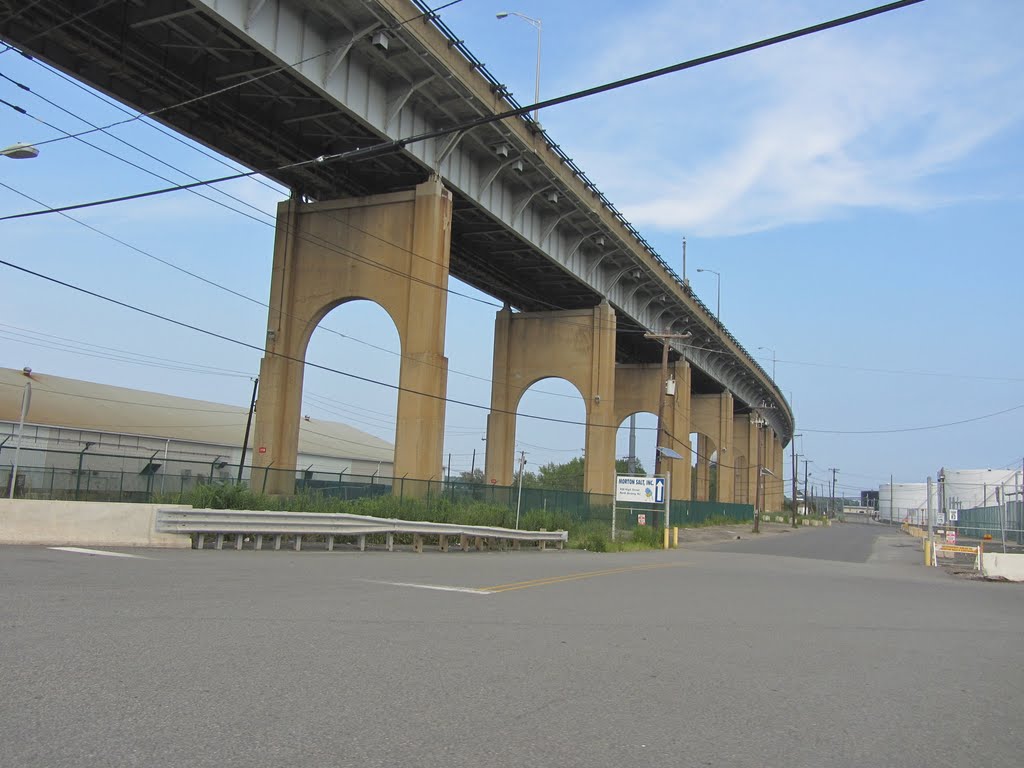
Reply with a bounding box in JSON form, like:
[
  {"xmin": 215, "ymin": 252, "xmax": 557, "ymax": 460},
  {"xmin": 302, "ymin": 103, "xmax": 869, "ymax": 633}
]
[
  {"xmin": 664, "ymin": 471, "xmax": 671, "ymax": 530},
  {"xmin": 627, "ymin": 414, "xmax": 637, "ymax": 474},
  {"xmin": 653, "ymin": 332, "xmax": 670, "ymax": 483},
  {"xmin": 803, "ymin": 460, "xmax": 810, "ymax": 519},
  {"xmin": 237, "ymin": 376, "xmax": 258, "ymax": 485},
  {"xmin": 926, "ymin": 475, "xmax": 934, "ymax": 556},
  {"xmin": 611, "ymin": 489, "xmax": 617, "ymax": 542},
  {"xmin": 791, "ymin": 439, "xmax": 799, "ymax": 528},
  {"xmin": 753, "ymin": 418, "xmax": 762, "ymax": 532},
  {"xmin": 470, "ymin": 448, "xmax": 476, "ymax": 479},
  {"xmin": 161, "ymin": 438, "xmax": 170, "ymax": 494},
  {"xmin": 533, "ymin": 19, "xmax": 542, "ymax": 121},
  {"xmin": 998, "ymin": 485, "xmax": 1007, "ymax": 554},
  {"xmin": 8, "ymin": 381, "xmax": 31, "ymax": 498},
  {"xmin": 515, "ymin": 450, "xmax": 526, "ymax": 529}
]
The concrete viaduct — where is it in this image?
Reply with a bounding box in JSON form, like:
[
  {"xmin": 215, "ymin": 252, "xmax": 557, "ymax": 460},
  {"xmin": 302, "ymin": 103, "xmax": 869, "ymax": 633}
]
[{"xmin": 1, "ymin": 0, "xmax": 793, "ymax": 509}]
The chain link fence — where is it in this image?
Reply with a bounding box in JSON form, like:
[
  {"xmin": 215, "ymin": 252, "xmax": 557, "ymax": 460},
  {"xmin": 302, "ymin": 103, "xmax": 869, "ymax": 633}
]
[{"xmin": 2, "ymin": 446, "xmax": 753, "ymax": 536}]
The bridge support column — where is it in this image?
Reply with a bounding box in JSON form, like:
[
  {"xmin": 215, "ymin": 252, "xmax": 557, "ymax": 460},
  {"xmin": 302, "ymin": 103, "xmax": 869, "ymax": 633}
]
[
  {"xmin": 485, "ymin": 303, "xmax": 617, "ymax": 495},
  {"xmin": 692, "ymin": 392, "xmax": 735, "ymax": 502},
  {"xmin": 252, "ymin": 178, "xmax": 453, "ymax": 495},
  {"xmin": 769, "ymin": 432, "xmax": 784, "ymax": 512},
  {"xmin": 732, "ymin": 415, "xmax": 758, "ymax": 505},
  {"xmin": 614, "ymin": 361, "xmax": 691, "ymax": 500}
]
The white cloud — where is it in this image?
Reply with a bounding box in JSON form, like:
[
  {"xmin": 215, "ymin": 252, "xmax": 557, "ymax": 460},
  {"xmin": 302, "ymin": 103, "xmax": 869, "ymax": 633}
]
[{"xmin": 555, "ymin": 0, "xmax": 1024, "ymax": 237}]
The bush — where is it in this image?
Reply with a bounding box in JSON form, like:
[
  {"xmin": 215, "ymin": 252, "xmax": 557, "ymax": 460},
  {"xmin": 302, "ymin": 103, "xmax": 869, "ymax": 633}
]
[
  {"xmin": 630, "ymin": 524, "xmax": 663, "ymax": 547},
  {"xmin": 569, "ymin": 520, "xmax": 611, "ymax": 552}
]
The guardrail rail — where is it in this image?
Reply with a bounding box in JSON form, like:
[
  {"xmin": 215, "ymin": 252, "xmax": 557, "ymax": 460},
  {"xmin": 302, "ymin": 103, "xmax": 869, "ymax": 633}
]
[{"xmin": 156, "ymin": 508, "xmax": 567, "ymax": 553}]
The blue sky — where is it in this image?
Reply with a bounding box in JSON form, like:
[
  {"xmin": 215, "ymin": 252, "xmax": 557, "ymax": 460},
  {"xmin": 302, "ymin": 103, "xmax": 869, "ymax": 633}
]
[{"xmin": 1, "ymin": 0, "xmax": 1022, "ymax": 498}]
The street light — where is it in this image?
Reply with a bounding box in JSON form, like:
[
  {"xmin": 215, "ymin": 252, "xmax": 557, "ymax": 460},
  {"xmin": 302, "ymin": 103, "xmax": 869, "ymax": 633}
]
[
  {"xmin": 496, "ymin": 11, "xmax": 542, "ymax": 122},
  {"xmin": 1, "ymin": 142, "xmax": 40, "ymax": 160},
  {"xmin": 758, "ymin": 346, "xmax": 777, "ymax": 380},
  {"xmin": 695, "ymin": 268, "xmax": 720, "ymax": 319},
  {"xmin": 8, "ymin": 374, "xmax": 32, "ymax": 498}
]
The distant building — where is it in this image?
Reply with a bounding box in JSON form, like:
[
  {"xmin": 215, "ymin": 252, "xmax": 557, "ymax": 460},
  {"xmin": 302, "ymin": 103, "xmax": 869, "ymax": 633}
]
[
  {"xmin": 860, "ymin": 490, "xmax": 879, "ymax": 509},
  {"xmin": 0, "ymin": 367, "xmax": 394, "ymax": 497}
]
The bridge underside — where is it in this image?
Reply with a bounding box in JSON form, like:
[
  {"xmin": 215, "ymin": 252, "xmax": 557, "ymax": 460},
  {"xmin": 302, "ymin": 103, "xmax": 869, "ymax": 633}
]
[{"xmin": 0, "ymin": 0, "xmax": 734, "ymax": 385}]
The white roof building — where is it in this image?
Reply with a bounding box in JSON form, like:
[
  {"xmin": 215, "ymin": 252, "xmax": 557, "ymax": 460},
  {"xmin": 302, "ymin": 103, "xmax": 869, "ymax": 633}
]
[{"xmin": 0, "ymin": 367, "xmax": 394, "ymax": 495}]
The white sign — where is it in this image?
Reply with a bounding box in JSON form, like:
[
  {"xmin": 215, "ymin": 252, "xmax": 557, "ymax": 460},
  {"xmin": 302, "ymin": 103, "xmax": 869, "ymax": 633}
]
[
  {"xmin": 637, "ymin": 513, "xmax": 647, "ymax": 526},
  {"xmin": 948, "ymin": 509, "xmax": 958, "ymax": 523},
  {"xmin": 615, "ymin": 475, "xmax": 665, "ymax": 504}
]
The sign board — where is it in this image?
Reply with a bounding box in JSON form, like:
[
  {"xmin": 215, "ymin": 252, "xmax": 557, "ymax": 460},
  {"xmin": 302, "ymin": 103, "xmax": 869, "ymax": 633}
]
[
  {"xmin": 615, "ymin": 475, "xmax": 666, "ymax": 504},
  {"xmin": 945, "ymin": 530, "xmax": 957, "ymax": 544},
  {"xmin": 936, "ymin": 512, "xmax": 946, "ymax": 525},
  {"xmin": 936, "ymin": 544, "xmax": 979, "ymax": 554},
  {"xmin": 637, "ymin": 513, "xmax": 647, "ymax": 526},
  {"xmin": 948, "ymin": 509, "xmax": 958, "ymax": 523}
]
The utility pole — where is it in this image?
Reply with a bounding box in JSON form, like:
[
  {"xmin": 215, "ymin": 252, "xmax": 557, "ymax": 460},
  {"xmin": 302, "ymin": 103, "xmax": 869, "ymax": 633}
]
[
  {"xmin": 515, "ymin": 450, "xmax": 527, "ymax": 529},
  {"xmin": 802, "ymin": 459, "xmax": 810, "ymax": 519},
  {"xmin": 644, "ymin": 329, "xmax": 692, "ymax": 481},
  {"xmin": 829, "ymin": 467, "xmax": 839, "ymax": 518},
  {"xmin": 627, "ymin": 414, "xmax": 637, "ymax": 473},
  {"xmin": 237, "ymin": 376, "xmax": 259, "ymax": 486},
  {"xmin": 753, "ymin": 413, "xmax": 765, "ymax": 533},
  {"xmin": 790, "ymin": 434, "xmax": 801, "ymax": 528}
]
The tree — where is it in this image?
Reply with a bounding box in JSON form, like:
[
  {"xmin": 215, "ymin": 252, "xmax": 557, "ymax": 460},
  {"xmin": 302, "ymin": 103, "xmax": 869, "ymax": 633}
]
[
  {"xmin": 524, "ymin": 456, "xmax": 648, "ymax": 492},
  {"xmin": 457, "ymin": 468, "xmax": 485, "ymax": 484}
]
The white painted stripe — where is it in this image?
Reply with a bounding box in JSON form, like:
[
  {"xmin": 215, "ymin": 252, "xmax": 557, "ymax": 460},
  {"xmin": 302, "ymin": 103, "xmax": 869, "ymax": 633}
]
[
  {"xmin": 359, "ymin": 579, "xmax": 491, "ymax": 595},
  {"xmin": 48, "ymin": 547, "xmax": 148, "ymax": 559}
]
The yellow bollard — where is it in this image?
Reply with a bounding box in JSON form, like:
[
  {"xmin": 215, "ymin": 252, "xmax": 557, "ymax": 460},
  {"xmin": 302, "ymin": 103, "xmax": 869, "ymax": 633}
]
[
  {"xmin": 663, "ymin": 527, "xmax": 670, "ymax": 550},
  {"xmin": 923, "ymin": 540, "xmax": 932, "ymax": 566},
  {"xmin": 672, "ymin": 527, "xmax": 679, "ymax": 548}
]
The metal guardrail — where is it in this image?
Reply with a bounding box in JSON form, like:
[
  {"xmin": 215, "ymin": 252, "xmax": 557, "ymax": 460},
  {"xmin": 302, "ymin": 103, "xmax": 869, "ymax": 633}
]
[{"xmin": 156, "ymin": 508, "xmax": 568, "ymax": 552}]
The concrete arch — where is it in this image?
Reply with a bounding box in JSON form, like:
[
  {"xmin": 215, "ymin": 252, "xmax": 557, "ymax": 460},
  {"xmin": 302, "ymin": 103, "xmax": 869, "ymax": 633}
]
[
  {"xmin": 691, "ymin": 392, "xmax": 735, "ymax": 502},
  {"xmin": 252, "ymin": 178, "xmax": 453, "ymax": 494},
  {"xmin": 485, "ymin": 303, "xmax": 617, "ymax": 494}
]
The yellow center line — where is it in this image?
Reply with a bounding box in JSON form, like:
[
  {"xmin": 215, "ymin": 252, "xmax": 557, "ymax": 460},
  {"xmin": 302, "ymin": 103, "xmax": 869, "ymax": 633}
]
[{"xmin": 480, "ymin": 562, "xmax": 691, "ymax": 594}]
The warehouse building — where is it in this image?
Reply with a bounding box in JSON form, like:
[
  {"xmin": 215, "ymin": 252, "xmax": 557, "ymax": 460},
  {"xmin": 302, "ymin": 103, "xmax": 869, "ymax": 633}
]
[{"xmin": 0, "ymin": 367, "xmax": 394, "ymax": 498}]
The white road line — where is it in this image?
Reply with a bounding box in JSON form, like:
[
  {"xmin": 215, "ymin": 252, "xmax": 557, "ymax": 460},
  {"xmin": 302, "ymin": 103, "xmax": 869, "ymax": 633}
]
[
  {"xmin": 48, "ymin": 547, "xmax": 149, "ymax": 559},
  {"xmin": 359, "ymin": 579, "xmax": 491, "ymax": 595}
]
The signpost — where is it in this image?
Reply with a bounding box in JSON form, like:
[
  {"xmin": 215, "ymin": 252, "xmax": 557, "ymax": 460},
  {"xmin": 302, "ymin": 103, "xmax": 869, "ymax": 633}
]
[{"xmin": 613, "ymin": 474, "xmax": 670, "ymax": 544}]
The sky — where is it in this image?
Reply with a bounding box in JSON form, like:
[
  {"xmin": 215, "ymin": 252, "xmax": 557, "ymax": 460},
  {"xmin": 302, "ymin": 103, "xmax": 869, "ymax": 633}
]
[{"xmin": 1, "ymin": 0, "xmax": 1022, "ymax": 499}]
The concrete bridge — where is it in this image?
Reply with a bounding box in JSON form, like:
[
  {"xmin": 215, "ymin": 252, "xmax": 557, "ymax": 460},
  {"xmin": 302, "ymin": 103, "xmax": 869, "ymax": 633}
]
[{"xmin": 1, "ymin": 0, "xmax": 793, "ymax": 508}]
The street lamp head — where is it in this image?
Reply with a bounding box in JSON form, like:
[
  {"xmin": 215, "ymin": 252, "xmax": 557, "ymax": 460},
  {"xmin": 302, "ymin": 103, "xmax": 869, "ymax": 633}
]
[
  {"xmin": 1, "ymin": 142, "xmax": 40, "ymax": 160},
  {"xmin": 496, "ymin": 11, "xmax": 509, "ymax": 18}
]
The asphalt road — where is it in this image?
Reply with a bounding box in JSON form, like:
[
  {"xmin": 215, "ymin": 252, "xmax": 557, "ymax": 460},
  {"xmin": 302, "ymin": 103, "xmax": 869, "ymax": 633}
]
[
  {"xmin": 2, "ymin": 524, "xmax": 1022, "ymax": 768},
  {"xmin": 704, "ymin": 519, "xmax": 891, "ymax": 562}
]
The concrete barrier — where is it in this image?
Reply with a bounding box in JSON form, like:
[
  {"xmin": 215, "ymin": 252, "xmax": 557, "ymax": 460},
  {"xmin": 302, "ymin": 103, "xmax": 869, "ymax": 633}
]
[
  {"xmin": 0, "ymin": 499, "xmax": 192, "ymax": 548},
  {"xmin": 981, "ymin": 552, "xmax": 1024, "ymax": 582}
]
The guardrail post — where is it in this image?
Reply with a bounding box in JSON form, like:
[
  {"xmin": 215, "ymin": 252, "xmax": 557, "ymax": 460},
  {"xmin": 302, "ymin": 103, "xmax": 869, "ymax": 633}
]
[
  {"xmin": 294, "ymin": 535, "xmax": 302, "ymax": 552},
  {"xmin": 215, "ymin": 533, "xmax": 225, "ymax": 550},
  {"xmin": 255, "ymin": 534, "xmax": 264, "ymax": 551},
  {"xmin": 327, "ymin": 535, "xmax": 335, "ymax": 551},
  {"xmin": 512, "ymin": 539, "xmax": 521, "ymax": 551},
  {"xmin": 358, "ymin": 535, "xmax": 366, "ymax": 551},
  {"xmin": 274, "ymin": 534, "xmax": 282, "ymax": 551},
  {"xmin": 386, "ymin": 533, "xmax": 394, "ymax": 552},
  {"xmin": 460, "ymin": 534, "xmax": 470, "ymax": 551},
  {"xmin": 439, "ymin": 534, "xmax": 448, "ymax": 552},
  {"xmin": 235, "ymin": 534, "xmax": 243, "ymax": 550},
  {"xmin": 474, "ymin": 536, "xmax": 484, "ymax": 551},
  {"xmin": 196, "ymin": 534, "xmax": 205, "ymax": 550},
  {"xmin": 413, "ymin": 534, "xmax": 423, "ymax": 553}
]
